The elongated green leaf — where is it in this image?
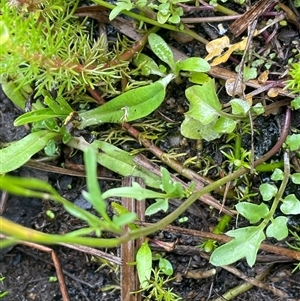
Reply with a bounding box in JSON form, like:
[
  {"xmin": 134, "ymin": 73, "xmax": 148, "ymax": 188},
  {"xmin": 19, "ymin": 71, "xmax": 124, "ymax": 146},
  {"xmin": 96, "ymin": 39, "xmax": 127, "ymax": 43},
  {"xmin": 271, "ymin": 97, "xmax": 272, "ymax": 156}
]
[
  {"xmin": 83, "ymin": 147, "xmax": 109, "ymax": 220},
  {"xmin": 14, "ymin": 108, "xmax": 66, "ymax": 126},
  {"xmin": 79, "ymin": 76, "xmax": 172, "ymax": 129},
  {"xmin": 92, "ymin": 140, "xmax": 161, "ymax": 188},
  {"xmin": 0, "ymin": 131, "xmax": 60, "ymax": 174},
  {"xmin": 178, "ymin": 57, "xmax": 210, "ymax": 73},
  {"xmin": 102, "ymin": 182, "xmax": 167, "ymax": 200},
  {"xmin": 210, "ymin": 226, "xmax": 265, "ymax": 267},
  {"xmin": 136, "ymin": 241, "xmax": 152, "ymax": 289},
  {"xmin": 148, "ymin": 33, "xmax": 175, "ymax": 70}
]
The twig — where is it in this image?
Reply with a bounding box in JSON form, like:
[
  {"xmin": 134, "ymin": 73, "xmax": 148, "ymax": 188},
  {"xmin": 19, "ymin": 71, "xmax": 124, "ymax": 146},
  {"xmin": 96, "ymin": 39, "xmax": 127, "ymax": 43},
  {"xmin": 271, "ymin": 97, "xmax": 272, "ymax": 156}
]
[
  {"xmin": 229, "ymin": 0, "xmax": 279, "ymax": 37},
  {"xmin": 120, "ymin": 177, "xmax": 145, "ymax": 301}
]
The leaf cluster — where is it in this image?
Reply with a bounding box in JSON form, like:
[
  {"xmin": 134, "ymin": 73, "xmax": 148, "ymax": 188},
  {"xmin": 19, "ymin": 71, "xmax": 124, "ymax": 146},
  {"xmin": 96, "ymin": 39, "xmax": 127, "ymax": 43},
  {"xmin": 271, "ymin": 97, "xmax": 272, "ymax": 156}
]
[{"xmin": 210, "ymin": 161, "xmax": 300, "ymax": 267}]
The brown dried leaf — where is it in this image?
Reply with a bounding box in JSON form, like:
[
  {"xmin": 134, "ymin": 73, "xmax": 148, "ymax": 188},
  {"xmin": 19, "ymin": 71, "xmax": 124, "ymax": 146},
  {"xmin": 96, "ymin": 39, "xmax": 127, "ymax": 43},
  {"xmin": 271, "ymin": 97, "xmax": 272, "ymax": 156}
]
[
  {"xmin": 267, "ymin": 88, "xmax": 279, "ymax": 98},
  {"xmin": 225, "ymin": 78, "xmax": 246, "ymax": 97},
  {"xmin": 258, "ymin": 70, "xmax": 269, "ymax": 84}
]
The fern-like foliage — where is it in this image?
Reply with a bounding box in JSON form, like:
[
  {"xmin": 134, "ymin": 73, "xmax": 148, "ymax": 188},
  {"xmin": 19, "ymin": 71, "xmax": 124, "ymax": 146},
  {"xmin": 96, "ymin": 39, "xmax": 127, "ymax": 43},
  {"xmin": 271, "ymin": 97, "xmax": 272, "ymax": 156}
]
[{"xmin": 0, "ymin": 0, "xmax": 127, "ymax": 97}]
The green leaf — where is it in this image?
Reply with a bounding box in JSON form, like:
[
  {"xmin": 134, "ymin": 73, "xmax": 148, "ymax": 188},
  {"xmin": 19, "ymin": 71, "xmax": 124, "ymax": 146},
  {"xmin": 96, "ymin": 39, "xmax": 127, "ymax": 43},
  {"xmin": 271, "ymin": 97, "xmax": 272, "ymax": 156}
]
[
  {"xmin": 92, "ymin": 140, "xmax": 161, "ymax": 189},
  {"xmin": 112, "ymin": 212, "xmax": 137, "ymax": 227},
  {"xmin": 133, "ymin": 53, "xmax": 165, "ymax": 77},
  {"xmin": 109, "ymin": 1, "xmax": 133, "ymax": 20},
  {"xmin": 181, "ymin": 115, "xmax": 221, "ymax": 141},
  {"xmin": 251, "ymin": 103, "xmax": 264, "ymax": 115},
  {"xmin": 189, "ymin": 72, "xmax": 210, "ymax": 84},
  {"xmin": 0, "ymin": 75, "xmax": 32, "ymax": 110},
  {"xmin": 79, "ymin": 76, "xmax": 172, "ymax": 128},
  {"xmin": 83, "ymin": 147, "xmax": 109, "ymax": 221},
  {"xmin": 44, "ymin": 95, "xmax": 73, "ymax": 115},
  {"xmin": 14, "ymin": 109, "xmax": 66, "ymax": 126},
  {"xmin": 0, "ymin": 20, "xmax": 9, "ymax": 45},
  {"xmin": 210, "ymin": 226, "xmax": 265, "ymax": 267},
  {"xmin": 0, "ymin": 131, "xmax": 60, "ymax": 174},
  {"xmin": 157, "ymin": 11, "xmax": 170, "ymax": 24},
  {"xmin": 160, "ymin": 167, "xmax": 184, "ymax": 197},
  {"xmin": 178, "ymin": 57, "xmax": 210, "ymax": 73},
  {"xmin": 243, "ymin": 66, "xmax": 257, "ymax": 81},
  {"xmin": 266, "ymin": 216, "xmax": 288, "ymax": 240},
  {"xmin": 291, "ymin": 173, "xmax": 300, "ymax": 184},
  {"xmin": 291, "ymin": 96, "xmax": 300, "ymax": 110},
  {"xmin": 102, "ymin": 182, "xmax": 167, "ymax": 200},
  {"xmin": 145, "ymin": 198, "xmax": 169, "ymax": 215},
  {"xmin": 136, "ymin": 241, "xmax": 152, "ymax": 289},
  {"xmin": 280, "ymin": 194, "xmax": 300, "ymax": 214},
  {"xmin": 214, "ymin": 116, "xmax": 237, "ymax": 133},
  {"xmin": 285, "ymin": 134, "xmax": 300, "ymax": 151},
  {"xmin": 159, "ymin": 258, "xmax": 173, "ymax": 276},
  {"xmin": 148, "ymin": 33, "xmax": 175, "ymax": 70},
  {"xmin": 185, "ymin": 79, "xmax": 222, "ymax": 125},
  {"xmin": 271, "ymin": 168, "xmax": 284, "ymax": 181},
  {"xmin": 168, "ymin": 14, "xmax": 180, "ymax": 24},
  {"xmin": 230, "ymin": 98, "xmax": 251, "ymax": 116},
  {"xmin": 236, "ymin": 202, "xmax": 269, "ymax": 224},
  {"xmin": 259, "ymin": 183, "xmax": 278, "ymax": 201}
]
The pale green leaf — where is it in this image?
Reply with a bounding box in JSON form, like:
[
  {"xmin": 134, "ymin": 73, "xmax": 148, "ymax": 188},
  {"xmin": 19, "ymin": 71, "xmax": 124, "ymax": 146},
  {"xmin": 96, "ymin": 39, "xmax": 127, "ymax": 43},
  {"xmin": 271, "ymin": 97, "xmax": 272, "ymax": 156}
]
[
  {"xmin": 159, "ymin": 258, "xmax": 173, "ymax": 276},
  {"xmin": 280, "ymin": 194, "xmax": 300, "ymax": 214},
  {"xmin": 214, "ymin": 116, "xmax": 237, "ymax": 133},
  {"xmin": 136, "ymin": 241, "xmax": 152, "ymax": 289},
  {"xmin": 259, "ymin": 183, "xmax": 278, "ymax": 201},
  {"xmin": 185, "ymin": 79, "xmax": 221, "ymax": 125},
  {"xmin": 145, "ymin": 198, "xmax": 169, "ymax": 215},
  {"xmin": 178, "ymin": 57, "xmax": 210, "ymax": 73},
  {"xmin": 271, "ymin": 168, "xmax": 284, "ymax": 181},
  {"xmin": 181, "ymin": 115, "xmax": 221, "ymax": 141},
  {"xmin": 291, "ymin": 173, "xmax": 300, "ymax": 184},
  {"xmin": 148, "ymin": 33, "xmax": 175, "ymax": 70},
  {"xmin": 266, "ymin": 216, "xmax": 288, "ymax": 240},
  {"xmin": 210, "ymin": 226, "xmax": 265, "ymax": 267},
  {"xmin": 230, "ymin": 98, "xmax": 251, "ymax": 115},
  {"xmin": 0, "ymin": 131, "xmax": 60, "ymax": 174},
  {"xmin": 236, "ymin": 202, "xmax": 269, "ymax": 224}
]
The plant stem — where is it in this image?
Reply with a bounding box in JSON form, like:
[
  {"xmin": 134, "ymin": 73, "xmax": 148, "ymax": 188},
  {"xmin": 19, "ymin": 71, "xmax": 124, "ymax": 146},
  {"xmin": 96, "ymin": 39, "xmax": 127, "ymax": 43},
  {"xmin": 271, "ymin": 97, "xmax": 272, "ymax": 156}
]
[{"xmin": 92, "ymin": 0, "xmax": 208, "ymax": 44}]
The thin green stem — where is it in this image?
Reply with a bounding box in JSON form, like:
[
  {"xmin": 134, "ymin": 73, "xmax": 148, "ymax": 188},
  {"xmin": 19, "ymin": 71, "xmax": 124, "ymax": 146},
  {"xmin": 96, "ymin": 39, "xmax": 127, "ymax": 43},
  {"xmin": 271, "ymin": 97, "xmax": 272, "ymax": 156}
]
[{"xmin": 92, "ymin": 0, "xmax": 208, "ymax": 44}]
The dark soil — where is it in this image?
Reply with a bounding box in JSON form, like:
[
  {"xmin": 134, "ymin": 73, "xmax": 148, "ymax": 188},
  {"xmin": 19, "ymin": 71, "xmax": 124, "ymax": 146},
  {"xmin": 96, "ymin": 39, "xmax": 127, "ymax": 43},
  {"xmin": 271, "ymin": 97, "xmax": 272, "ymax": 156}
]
[{"xmin": 1, "ymin": 1, "xmax": 300, "ymax": 301}]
